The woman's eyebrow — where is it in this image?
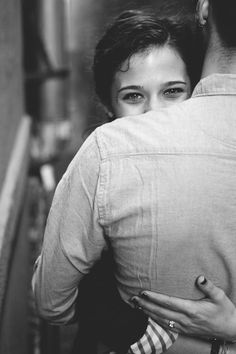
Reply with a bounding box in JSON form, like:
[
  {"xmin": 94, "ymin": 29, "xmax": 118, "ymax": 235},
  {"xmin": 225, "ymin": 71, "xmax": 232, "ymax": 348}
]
[
  {"xmin": 118, "ymin": 85, "xmax": 143, "ymax": 93},
  {"xmin": 165, "ymin": 81, "xmax": 187, "ymax": 85}
]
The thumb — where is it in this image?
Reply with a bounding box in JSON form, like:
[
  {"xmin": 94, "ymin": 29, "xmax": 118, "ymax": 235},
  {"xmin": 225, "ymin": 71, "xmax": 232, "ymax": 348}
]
[{"xmin": 196, "ymin": 275, "xmax": 225, "ymax": 302}]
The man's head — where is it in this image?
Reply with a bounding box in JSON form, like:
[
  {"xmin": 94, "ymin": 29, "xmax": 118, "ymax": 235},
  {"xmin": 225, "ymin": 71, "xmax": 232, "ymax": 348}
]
[{"xmin": 196, "ymin": 0, "xmax": 236, "ymax": 47}]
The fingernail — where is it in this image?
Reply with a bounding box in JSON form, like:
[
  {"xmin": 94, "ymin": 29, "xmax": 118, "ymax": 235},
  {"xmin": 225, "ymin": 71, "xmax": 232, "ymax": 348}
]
[
  {"xmin": 199, "ymin": 275, "xmax": 207, "ymax": 285},
  {"xmin": 130, "ymin": 297, "xmax": 142, "ymax": 310},
  {"xmin": 140, "ymin": 291, "xmax": 149, "ymax": 298},
  {"xmin": 130, "ymin": 296, "xmax": 139, "ymax": 305}
]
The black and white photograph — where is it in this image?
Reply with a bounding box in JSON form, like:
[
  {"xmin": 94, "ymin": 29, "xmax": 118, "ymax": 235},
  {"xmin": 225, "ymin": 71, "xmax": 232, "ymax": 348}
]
[{"xmin": 0, "ymin": 1, "xmax": 236, "ymax": 353}]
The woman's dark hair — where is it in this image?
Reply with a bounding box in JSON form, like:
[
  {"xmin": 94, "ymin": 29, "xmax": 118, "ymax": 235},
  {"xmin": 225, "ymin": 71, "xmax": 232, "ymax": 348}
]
[{"xmin": 93, "ymin": 9, "xmax": 203, "ymax": 109}]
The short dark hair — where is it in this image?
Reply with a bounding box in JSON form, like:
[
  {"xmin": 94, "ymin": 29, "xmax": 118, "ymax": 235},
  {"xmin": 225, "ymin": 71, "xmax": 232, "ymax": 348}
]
[
  {"xmin": 93, "ymin": 9, "xmax": 203, "ymax": 109},
  {"xmin": 210, "ymin": 0, "xmax": 236, "ymax": 47}
]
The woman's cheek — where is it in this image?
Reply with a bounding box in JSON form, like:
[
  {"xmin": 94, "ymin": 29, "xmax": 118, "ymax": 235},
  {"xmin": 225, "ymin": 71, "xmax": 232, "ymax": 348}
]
[{"xmin": 120, "ymin": 103, "xmax": 145, "ymax": 116}]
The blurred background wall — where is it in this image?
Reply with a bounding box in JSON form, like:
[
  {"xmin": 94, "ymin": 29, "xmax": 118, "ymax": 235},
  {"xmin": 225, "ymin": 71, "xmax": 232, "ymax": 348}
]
[
  {"xmin": 0, "ymin": 0, "xmax": 24, "ymax": 188},
  {"xmin": 0, "ymin": 0, "xmax": 31, "ymax": 353}
]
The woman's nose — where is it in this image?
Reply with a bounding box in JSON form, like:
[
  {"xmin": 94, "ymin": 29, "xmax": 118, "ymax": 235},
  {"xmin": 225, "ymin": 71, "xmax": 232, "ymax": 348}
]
[{"xmin": 144, "ymin": 97, "xmax": 161, "ymax": 112}]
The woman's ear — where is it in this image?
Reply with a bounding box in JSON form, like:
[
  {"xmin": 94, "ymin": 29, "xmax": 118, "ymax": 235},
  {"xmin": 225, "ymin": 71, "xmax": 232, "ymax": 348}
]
[
  {"xmin": 107, "ymin": 111, "xmax": 114, "ymax": 119},
  {"xmin": 103, "ymin": 106, "xmax": 115, "ymax": 121},
  {"xmin": 196, "ymin": 0, "xmax": 209, "ymax": 27}
]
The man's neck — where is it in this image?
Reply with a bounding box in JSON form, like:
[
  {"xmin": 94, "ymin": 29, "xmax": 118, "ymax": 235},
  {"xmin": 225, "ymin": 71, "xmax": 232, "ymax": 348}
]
[{"xmin": 201, "ymin": 32, "xmax": 236, "ymax": 78}]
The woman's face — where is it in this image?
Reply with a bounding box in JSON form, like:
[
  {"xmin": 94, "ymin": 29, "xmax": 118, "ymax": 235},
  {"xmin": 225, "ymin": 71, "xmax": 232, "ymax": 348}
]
[{"xmin": 110, "ymin": 45, "xmax": 191, "ymax": 117}]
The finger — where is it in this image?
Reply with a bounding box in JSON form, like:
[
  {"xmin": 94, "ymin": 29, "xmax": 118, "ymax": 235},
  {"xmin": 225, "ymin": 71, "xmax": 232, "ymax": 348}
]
[
  {"xmin": 131, "ymin": 296, "xmax": 186, "ymax": 323},
  {"xmin": 196, "ymin": 275, "xmax": 225, "ymax": 302},
  {"xmin": 137, "ymin": 291, "xmax": 193, "ymax": 315},
  {"xmin": 142, "ymin": 308, "xmax": 212, "ymax": 339},
  {"xmin": 141, "ymin": 308, "xmax": 181, "ymax": 333}
]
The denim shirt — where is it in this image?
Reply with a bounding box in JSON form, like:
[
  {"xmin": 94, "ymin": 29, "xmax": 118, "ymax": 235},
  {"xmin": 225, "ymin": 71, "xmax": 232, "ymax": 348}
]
[{"xmin": 33, "ymin": 74, "xmax": 236, "ymax": 324}]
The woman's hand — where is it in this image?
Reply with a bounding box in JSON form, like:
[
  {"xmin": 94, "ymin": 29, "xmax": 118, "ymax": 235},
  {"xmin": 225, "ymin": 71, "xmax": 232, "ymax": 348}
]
[{"xmin": 131, "ymin": 276, "xmax": 236, "ymax": 342}]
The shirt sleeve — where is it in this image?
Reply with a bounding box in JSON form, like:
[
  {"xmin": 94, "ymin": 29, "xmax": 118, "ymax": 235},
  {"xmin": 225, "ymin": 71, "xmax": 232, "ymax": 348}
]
[
  {"xmin": 129, "ymin": 317, "xmax": 178, "ymax": 354},
  {"xmin": 32, "ymin": 131, "xmax": 106, "ymax": 324}
]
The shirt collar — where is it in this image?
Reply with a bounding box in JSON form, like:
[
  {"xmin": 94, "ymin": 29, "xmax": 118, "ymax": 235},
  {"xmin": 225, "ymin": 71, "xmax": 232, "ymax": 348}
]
[{"xmin": 192, "ymin": 74, "xmax": 236, "ymax": 97}]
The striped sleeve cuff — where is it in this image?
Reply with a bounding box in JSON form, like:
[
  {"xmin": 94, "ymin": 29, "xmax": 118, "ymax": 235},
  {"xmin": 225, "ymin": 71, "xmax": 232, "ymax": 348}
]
[{"xmin": 128, "ymin": 317, "xmax": 178, "ymax": 354}]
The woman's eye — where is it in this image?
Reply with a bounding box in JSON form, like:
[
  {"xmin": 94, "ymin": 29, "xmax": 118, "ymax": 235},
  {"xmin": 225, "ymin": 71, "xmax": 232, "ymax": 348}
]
[
  {"xmin": 164, "ymin": 87, "xmax": 184, "ymax": 97},
  {"xmin": 122, "ymin": 92, "xmax": 143, "ymax": 103}
]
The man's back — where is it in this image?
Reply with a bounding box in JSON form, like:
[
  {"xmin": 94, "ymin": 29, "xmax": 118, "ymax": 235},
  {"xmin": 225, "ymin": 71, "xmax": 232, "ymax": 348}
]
[
  {"xmin": 95, "ymin": 74, "xmax": 236, "ymax": 303},
  {"xmin": 33, "ymin": 74, "xmax": 236, "ymax": 324}
]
